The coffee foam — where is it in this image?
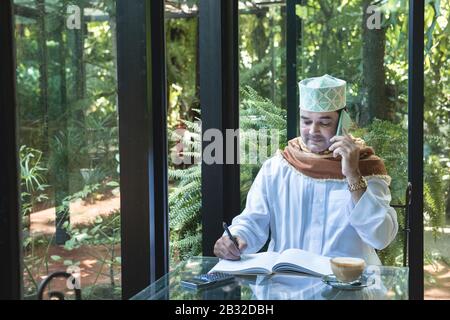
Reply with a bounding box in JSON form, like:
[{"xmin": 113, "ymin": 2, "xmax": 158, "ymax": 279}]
[{"xmin": 331, "ymin": 257, "xmax": 365, "ymax": 267}]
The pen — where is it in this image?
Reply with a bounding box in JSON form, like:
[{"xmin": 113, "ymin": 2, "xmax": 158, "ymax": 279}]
[{"xmin": 222, "ymin": 222, "xmax": 240, "ymax": 253}]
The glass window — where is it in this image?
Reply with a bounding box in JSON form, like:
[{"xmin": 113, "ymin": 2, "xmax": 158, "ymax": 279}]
[
  {"xmin": 15, "ymin": 0, "xmax": 121, "ymax": 299},
  {"xmin": 239, "ymin": 0, "xmax": 287, "ymax": 210},
  {"xmin": 423, "ymin": 0, "xmax": 450, "ymax": 300},
  {"xmin": 297, "ymin": 0, "xmax": 409, "ymax": 266},
  {"xmin": 239, "ymin": 0, "xmax": 410, "ymax": 266},
  {"xmin": 165, "ymin": 0, "xmax": 202, "ymax": 269}
]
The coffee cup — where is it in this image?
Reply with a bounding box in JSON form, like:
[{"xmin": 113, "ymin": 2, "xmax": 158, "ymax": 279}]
[{"xmin": 330, "ymin": 257, "xmax": 366, "ymax": 283}]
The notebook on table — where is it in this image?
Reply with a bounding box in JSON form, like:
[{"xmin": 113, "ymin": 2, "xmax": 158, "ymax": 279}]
[{"xmin": 209, "ymin": 248, "xmax": 332, "ymax": 277}]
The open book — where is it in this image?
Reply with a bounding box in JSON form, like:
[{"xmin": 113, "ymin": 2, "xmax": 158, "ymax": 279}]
[{"xmin": 209, "ymin": 248, "xmax": 332, "ymax": 277}]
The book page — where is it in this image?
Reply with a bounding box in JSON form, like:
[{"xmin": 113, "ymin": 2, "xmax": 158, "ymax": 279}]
[
  {"xmin": 273, "ymin": 248, "xmax": 332, "ymax": 276},
  {"xmin": 209, "ymin": 252, "xmax": 280, "ymax": 275}
]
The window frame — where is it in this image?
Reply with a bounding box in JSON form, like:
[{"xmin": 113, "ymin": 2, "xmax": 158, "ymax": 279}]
[
  {"xmin": 407, "ymin": 0, "xmax": 424, "ymax": 301},
  {"xmin": 0, "ymin": 0, "xmax": 22, "ymax": 300},
  {"xmin": 117, "ymin": 0, "xmax": 169, "ymax": 299},
  {"xmin": 199, "ymin": 0, "xmax": 240, "ymax": 256}
]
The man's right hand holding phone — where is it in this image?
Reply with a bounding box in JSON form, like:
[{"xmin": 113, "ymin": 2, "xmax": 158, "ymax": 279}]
[{"xmin": 214, "ymin": 235, "xmax": 247, "ymax": 260}]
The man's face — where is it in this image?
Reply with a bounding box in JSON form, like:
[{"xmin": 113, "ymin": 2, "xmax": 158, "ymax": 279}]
[{"xmin": 300, "ymin": 110, "xmax": 339, "ymax": 153}]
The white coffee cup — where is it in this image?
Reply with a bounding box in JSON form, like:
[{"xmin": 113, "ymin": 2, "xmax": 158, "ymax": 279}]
[{"xmin": 330, "ymin": 257, "xmax": 366, "ymax": 283}]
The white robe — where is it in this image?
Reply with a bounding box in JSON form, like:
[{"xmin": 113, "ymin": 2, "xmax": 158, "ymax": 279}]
[{"xmin": 229, "ymin": 152, "xmax": 399, "ymax": 265}]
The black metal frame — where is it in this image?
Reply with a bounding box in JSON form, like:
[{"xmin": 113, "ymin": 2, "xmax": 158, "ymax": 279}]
[
  {"xmin": 199, "ymin": 0, "xmax": 240, "ymax": 256},
  {"xmin": 117, "ymin": 0, "xmax": 169, "ymax": 299},
  {"xmin": 0, "ymin": 0, "xmax": 22, "ymax": 300},
  {"xmin": 286, "ymin": 0, "xmax": 300, "ymax": 140},
  {"xmin": 408, "ymin": 0, "xmax": 424, "ymax": 301}
]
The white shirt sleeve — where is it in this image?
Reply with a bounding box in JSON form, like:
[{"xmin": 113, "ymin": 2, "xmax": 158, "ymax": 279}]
[
  {"xmin": 228, "ymin": 162, "xmax": 271, "ymax": 254},
  {"xmin": 346, "ymin": 177, "xmax": 399, "ymax": 250}
]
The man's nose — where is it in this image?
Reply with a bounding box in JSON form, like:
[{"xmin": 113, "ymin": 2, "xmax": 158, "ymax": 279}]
[{"xmin": 309, "ymin": 122, "xmax": 320, "ymax": 134}]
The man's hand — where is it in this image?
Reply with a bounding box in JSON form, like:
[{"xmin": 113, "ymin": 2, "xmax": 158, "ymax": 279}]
[
  {"xmin": 329, "ymin": 134, "xmax": 361, "ymax": 179},
  {"xmin": 329, "ymin": 133, "xmax": 367, "ymax": 204},
  {"xmin": 214, "ymin": 235, "xmax": 247, "ymax": 260}
]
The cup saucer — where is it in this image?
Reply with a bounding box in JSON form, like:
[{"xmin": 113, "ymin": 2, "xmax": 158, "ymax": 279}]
[{"xmin": 322, "ymin": 274, "xmax": 375, "ymax": 290}]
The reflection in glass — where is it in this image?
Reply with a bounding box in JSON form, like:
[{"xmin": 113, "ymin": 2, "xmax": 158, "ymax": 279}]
[{"xmin": 132, "ymin": 257, "xmax": 409, "ymax": 300}]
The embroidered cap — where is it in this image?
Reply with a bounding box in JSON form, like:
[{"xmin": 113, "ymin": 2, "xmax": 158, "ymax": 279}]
[{"xmin": 299, "ymin": 74, "xmax": 346, "ymax": 112}]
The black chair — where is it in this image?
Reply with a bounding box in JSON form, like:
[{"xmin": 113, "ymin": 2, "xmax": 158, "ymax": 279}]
[{"xmin": 37, "ymin": 271, "xmax": 82, "ymax": 300}]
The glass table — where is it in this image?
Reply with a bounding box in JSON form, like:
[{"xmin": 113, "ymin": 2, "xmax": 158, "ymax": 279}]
[{"xmin": 132, "ymin": 256, "xmax": 409, "ymax": 300}]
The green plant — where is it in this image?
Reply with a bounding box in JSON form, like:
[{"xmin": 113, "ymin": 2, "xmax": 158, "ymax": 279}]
[
  {"xmin": 19, "ymin": 146, "xmax": 53, "ymax": 299},
  {"xmin": 353, "ymin": 120, "xmax": 408, "ymax": 266},
  {"xmin": 19, "ymin": 145, "xmax": 49, "ymax": 244},
  {"xmin": 169, "ymin": 119, "xmax": 202, "ymax": 262},
  {"xmin": 239, "ymin": 85, "xmax": 287, "ymax": 208},
  {"xmin": 353, "ymin": 119, "xmax": 449, "ymax": 266},
  {"xmin": 353, "ymin": 119, "xmax": 408, "ymax": 206},
  {"xmin": 63, "ymin": 210, "xmax": 121, "ymax": 299},
  {"xmin": 424, "ymin": 155, "xmax": 448, "ymax": 238}
]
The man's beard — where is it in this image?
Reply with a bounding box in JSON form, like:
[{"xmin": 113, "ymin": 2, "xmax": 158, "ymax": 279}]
[{"xmin": 304, "ymin": 135, "xmax": 330, "ymax": 153}]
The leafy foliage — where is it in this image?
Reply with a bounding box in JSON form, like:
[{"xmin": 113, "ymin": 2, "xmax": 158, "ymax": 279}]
[
  {"xmin": 19, "ymin": 146, "xmax": 49, "ymax": 221},
  {"xmin": 169, "ymin": 119, "xmax": 202, "ymax": 261},
  {"xmin": 424, "ymin": 155, "xmax": 448, "ymax": 238},
  {"xmin": 353, "ymin": 120, "xmax": 408, "ymax": 205},
  {"xmin": 63, "ymin": 210, "xmax": 121, "ymax": 299},
  {"xmin": 240, "ymin": 85, "xmax": 287, "ymax": 208},
  {"xmin": 353, "ymin": 120, "xmax": 408, "ymax": 265}
]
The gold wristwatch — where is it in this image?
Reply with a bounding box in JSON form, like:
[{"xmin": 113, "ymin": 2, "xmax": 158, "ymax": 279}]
[{"xmin": 347, "ymin": 175, "xmax": 368, "ymax": 192}]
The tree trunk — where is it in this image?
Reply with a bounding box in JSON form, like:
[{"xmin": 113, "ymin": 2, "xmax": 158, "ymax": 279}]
[
  {"xmin": 279, "ymin": 5, "xmax": 287, "ymax": 109},
  {"xmin": 53, "ymin": 12, "xmax": 70, "ymax": 245},
  {"xmin": 361, "ymin": 0, "xmax": 392, "ymax": 126},
  {"xmin": 318, "ymin": 0, "xmax": 333, "ymax": 74},
  {"xmin": 446, "ymin": 185, "xmax": 450, "ymax": 221},
  {"xmin": 253, "ymin": 11, "xmax": 269, "ymax": 62},
  {"xmin": 270, "ymin": 13, "xmax": 276, "ymax": 103},
  {"xmin": 194, "ymin": 17, "xmax": 200, "ymax": 121},
  {"xmin": 36, "ymin": 0, "xmax": 49, "ymax": 155},
  {"xmin": 110, "ymin": 13, "xmax": 118, "ymax": 112}
]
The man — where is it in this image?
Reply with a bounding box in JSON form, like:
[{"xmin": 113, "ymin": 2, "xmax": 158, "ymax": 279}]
[{"xmin": 214, "ymin": 74, "xmax": 398, "ymax": 265}]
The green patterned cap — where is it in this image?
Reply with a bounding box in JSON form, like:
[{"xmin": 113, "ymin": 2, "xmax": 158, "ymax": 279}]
[{"xmin": 299, "ymin": 74, "xmax": 346, "ymax": 112}]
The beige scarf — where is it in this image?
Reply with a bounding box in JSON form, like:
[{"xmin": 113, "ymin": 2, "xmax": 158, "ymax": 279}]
[{"xmin": 281, "ymin": 136, "xmax": 390, "ymax": 182}]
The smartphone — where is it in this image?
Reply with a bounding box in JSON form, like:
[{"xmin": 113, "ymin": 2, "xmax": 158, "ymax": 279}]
[
  {"xmin": 336, "ymin": 110, "xmax": 352, "ymax": 136},
  {"xmin": 180, "ymin": 272, "xmax": 235, "ymax": 290}
]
